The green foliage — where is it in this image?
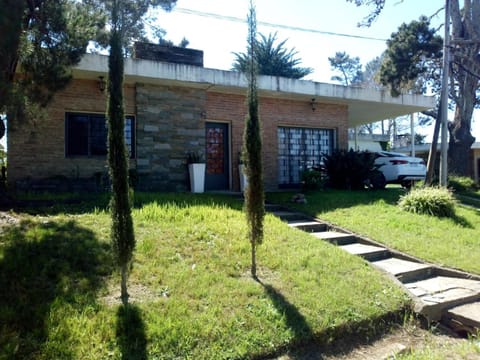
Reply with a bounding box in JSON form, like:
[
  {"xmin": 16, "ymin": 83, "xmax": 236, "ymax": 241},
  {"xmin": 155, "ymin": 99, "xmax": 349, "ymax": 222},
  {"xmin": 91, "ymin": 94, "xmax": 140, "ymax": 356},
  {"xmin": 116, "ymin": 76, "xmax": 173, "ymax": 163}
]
[
  {"xmin": 186, "ymin": 151, "xmax": 203, "ymax": 164},
  {"xmin": 448, "ymin": 175, "xmax": 477, "ymax": 192},
  {"xmin": 323, "ymin": 149, "xmax": 375, "ymax": 190},
  {"xmin": 379, "ymin": 16, "xmax": 442, "ymax": 97},
  {"xmin": 268, "ymin": 188, "xmax": 480, "ymax": 274},
  {"xmin": 232, "ymin": 32, "xmax": 313, "ymax": 79},
  {"xmin": 243, "ymin": 1, "xmax": 265, "ymax": 279},
  {"xmin": 105, "ymin": 0, "xmax": 176, "ymax": 304},
  {"xmin": 301, "ymin": 168, "xmax": 325, "ymax": 191},
  {"xmin": 0, "ymin": 194, "xmax": 408, "ymax": 358},
  {"xmin": 0, "ymin": 0, "xmax": 103, "ymax": 118},
  {"xmin": 328, "ymin": 51, "xmax": 363, "ymax": 86},
  {"xmin": 345, "ymin": 0, "xmax": 386, "ymax": 26},
  {"xmin": 398, "ymin": 187, "xmax": 457, "ymax": 218},
  {"xmin": 85, "ymin": 0, "xmax": 177, "ymax": 51},
  {"xmin": 107, "ymin": 6, "xmax": 135, "ymax": 304}
]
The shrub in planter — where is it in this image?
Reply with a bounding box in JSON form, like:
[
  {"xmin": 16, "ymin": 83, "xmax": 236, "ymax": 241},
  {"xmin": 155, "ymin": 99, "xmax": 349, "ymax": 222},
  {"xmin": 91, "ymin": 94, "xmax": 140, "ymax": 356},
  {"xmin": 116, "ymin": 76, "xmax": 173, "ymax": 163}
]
[
  {"xmin": 323, "ymin": 149, "xmax": 375, "ymax": 190},
  {"xmin": 398, "ymin": 186, "xmax": 456, "ymax": 218}
]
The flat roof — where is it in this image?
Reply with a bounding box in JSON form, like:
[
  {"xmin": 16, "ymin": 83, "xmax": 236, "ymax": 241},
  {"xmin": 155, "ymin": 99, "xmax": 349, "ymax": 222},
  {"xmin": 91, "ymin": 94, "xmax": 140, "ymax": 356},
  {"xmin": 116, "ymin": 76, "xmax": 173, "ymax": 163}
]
[{"xmin": 74, "ymin": 54, "xmax": 436, "ymax": 128}]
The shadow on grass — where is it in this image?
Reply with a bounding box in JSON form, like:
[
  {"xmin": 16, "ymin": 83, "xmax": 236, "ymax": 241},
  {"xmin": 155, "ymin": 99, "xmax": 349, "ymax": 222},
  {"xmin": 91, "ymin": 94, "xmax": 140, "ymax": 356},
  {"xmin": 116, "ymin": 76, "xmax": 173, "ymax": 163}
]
[
  {"xmin": 0, "ymin": 219, "xmax": 112, "ymax": 359},
  {"xmin": 8, "ymin": 191, "xmax": 245, "ymax": 216},
  {"xmin": 451, "ymin": 213, "xmax": 474, "ymax": 228},
  {"xmin": 116, "ymin": 304, "xmax": 147, "ymax": 360},
  {"xmin": 267, "ymin": 188, "xmax": 405, "ymax": 216},
  {"xmin": 259, "ymin": 281, "xmax": 314, "ymax": 348}
]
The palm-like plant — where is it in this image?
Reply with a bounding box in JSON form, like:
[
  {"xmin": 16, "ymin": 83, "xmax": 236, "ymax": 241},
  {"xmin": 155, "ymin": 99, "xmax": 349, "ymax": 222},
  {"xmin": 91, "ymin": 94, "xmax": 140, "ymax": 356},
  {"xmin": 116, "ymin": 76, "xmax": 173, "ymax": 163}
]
[{"xmin": 232, "ymin": 32, "xmax": 312, "ymax": 79}]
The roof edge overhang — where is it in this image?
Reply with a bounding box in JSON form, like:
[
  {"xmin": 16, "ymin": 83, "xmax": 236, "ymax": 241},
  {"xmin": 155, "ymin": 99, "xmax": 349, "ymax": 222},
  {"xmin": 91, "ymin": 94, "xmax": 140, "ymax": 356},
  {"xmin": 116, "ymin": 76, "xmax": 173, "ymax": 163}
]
[{"xmin": 73, "ymin": 54, "xmax": 436, "ymax": 127}]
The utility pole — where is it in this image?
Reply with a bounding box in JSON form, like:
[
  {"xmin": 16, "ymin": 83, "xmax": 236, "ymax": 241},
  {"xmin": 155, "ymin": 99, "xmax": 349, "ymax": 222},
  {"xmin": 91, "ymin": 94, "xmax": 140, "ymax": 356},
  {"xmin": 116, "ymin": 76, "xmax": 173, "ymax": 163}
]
[
  {"xmin": 410, "ymin": 113, "xmax": 415, "ymax": 157},
  {"xmin": 439, "ymin": 0, "xmax": 450, "ymax": 187}
]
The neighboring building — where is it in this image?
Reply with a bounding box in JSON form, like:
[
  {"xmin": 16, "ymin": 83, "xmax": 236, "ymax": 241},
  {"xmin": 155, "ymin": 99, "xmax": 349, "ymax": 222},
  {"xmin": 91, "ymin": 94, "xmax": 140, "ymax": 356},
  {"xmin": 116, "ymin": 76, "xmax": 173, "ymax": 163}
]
[
  {"xmin": 395, "ymin": 142, "xmax": 480, "ymax": 185},
  {"xmin": 348, "ymin": 133, "xmax": 389, "ymax": 152},
  {"xmin": 7, "ymin": 45, "xmax": 435, "ymax": 192}
]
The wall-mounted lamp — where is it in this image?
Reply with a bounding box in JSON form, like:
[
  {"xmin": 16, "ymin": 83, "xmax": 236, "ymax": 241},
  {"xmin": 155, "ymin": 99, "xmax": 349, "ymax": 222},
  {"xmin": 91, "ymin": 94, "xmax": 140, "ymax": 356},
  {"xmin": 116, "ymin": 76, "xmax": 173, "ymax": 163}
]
[
  {"xmin": 310, "ymin": 98, "xmax": 316, "ymax": 112},
  {"xmin": 98, "ymin": 76, "xmax": 106, "ymax": 92},
  {"xmin": 200, "ymin": 111, "xmax": 207, "ymax": 119}
]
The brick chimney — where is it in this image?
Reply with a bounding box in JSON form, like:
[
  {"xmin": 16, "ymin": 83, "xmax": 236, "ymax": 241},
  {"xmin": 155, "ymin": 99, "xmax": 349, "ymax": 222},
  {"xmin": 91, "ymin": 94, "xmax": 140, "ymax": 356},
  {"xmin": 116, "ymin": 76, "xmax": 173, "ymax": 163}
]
[{"xmin": 133, "ymin": 42, "xmax": 204, "ymax": 67}]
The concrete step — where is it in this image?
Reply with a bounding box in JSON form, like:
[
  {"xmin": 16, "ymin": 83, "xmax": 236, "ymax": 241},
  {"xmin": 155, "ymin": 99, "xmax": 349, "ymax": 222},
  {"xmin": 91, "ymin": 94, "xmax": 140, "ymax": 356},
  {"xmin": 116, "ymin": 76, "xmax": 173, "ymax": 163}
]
[
  {"xmin": 264, "ymin": 204, "xmax": 285, "ymax": 212},
  {"xmin": 339, "ymin": 243, "xmax": 390, "ymax": 261},
  {"xmin": 311, "ymin": 231, "xmax": 357, "ymax": 245},
  {"xmin": 270, "ymin": 210, "xmax": 311, "ymax": 222},
  {"xmin": 404, "ymin": 276, "xmax": 480, "ymax": 321},
  {"xmin": 371, "ymin": 257, "xmax": 435, "ymax": 283},
  {"xmin": 443, "ymin": 301, "xmax": 480, "ymax": 335},
  {"xmin": 288, "ymin": 221, "xmax": 328, "ymax": 233}
]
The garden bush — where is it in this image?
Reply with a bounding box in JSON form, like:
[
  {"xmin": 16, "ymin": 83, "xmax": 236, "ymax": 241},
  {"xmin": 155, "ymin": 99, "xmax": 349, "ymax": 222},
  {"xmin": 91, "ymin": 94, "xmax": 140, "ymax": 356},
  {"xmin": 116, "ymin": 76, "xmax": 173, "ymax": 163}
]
[
  {"xmin": 398, "ymin": 186, "xmax": 456, "ymax": 218},
  {"xmin": 301, "ymin": 168, "xmax": 325, "ymax": 191},
  {"xmin": 448, "ymin": 175, "xmax": 477, "ymax": 192},
  {"xmin": 323, "ymin": 149, "xmax": 375, "ymax": 190}
]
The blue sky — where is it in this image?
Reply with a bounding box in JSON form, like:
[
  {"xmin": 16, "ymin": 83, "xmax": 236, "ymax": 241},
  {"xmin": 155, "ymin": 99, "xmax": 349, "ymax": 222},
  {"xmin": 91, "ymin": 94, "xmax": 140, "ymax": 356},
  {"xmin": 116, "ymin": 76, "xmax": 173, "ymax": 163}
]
[
  {"xmin": 1, "ymin": 1, "xmax": 476, "ymax": 149},
  {"xmin": 152, "ymin": 0, "xmax": 479, "ymax": 141},
  {"xmin": 155, "ymin": 0, "xmax": 445, "ymax": 83}
]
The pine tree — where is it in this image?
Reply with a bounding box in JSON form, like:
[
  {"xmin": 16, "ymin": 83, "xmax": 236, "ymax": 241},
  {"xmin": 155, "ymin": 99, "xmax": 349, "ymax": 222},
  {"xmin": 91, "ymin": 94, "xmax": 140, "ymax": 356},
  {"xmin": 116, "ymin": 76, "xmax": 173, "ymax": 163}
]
[
  {"xmin": 243, "ymin": 1, "xmax": 265, "ymax": 280},
  {"xmin": 0, "ymin": 0, "xmax": 101, "ymax": 133}
]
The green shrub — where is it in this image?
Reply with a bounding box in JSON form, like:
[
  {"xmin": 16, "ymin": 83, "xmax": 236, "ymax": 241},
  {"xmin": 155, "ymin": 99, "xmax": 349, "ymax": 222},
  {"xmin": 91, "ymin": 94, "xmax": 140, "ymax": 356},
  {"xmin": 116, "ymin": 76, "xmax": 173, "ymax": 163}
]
[
  {"xmin": 448, "ymin": 175, "xmax": 477, "ymax": 192},
  {"xmin": 398, "ymin": 187, "xmax": 456, "ymax": 218},
  {"xmin": 323, "ymin": 149, "xmax": 375, "ymax": 190},
  {"xmin": 301, "ymin": 168, "xmax": 325, "ymax": 191}
]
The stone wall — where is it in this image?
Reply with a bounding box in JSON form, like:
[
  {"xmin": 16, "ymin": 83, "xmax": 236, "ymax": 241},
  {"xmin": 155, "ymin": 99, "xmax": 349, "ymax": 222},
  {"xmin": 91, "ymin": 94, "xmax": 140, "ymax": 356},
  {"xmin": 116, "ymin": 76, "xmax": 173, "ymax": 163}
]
[{"xmin": 135, "ymin": 84, "xmax": 206, "ymax": 191}]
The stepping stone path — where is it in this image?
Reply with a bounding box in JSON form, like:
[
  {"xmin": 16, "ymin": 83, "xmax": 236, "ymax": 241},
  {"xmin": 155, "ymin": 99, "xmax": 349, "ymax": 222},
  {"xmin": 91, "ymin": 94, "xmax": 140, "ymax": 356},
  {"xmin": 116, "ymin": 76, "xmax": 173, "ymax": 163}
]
[{"xmin": 267, "ymin": 204, "xmax": 480, "ymax": 336}]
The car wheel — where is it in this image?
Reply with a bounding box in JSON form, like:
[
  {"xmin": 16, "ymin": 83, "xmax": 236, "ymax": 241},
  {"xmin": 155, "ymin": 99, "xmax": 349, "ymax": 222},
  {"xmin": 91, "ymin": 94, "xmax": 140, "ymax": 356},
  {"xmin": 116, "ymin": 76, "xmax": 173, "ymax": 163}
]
[{"xmin": 369, "ymin": 171, "xmax": 386, "ymax": 190}]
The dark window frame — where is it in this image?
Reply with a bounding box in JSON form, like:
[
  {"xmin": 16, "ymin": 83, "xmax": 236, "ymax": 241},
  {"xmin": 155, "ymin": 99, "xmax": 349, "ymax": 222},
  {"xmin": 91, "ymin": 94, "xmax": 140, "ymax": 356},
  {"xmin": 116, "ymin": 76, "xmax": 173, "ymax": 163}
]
[
  {"xmin": 278, "ymin": 126, "xmax": 335, "ymax": 187},
  {"xmin": 65, "ymin": 112, "xmax": 135, "ymax": 159}
]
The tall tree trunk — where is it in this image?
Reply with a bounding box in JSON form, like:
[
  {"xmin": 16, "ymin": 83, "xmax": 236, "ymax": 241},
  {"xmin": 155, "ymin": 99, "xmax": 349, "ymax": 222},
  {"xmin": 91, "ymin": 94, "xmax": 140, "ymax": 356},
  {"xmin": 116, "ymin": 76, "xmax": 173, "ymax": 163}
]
[
  {"xmin": 251, "ymin": 241, "xmax": 257, "ymax": 279},
  {"xmin": 121, "ymin": 264, "xmax": 128, "ymax": 304},
  {"xmin": 447, "ymin": 0, "xmax": 479, "ymax": 176},
  {"xmin": 425, "ymin": 107, "xmax": 441, "ymax": 185},
  {"xmin": 0, "ymin": 1, "xmax": 24, "ymax": 130},
  {"xmin": 448, "ymin": 102, "xmax": 476, "ymax": 175}
]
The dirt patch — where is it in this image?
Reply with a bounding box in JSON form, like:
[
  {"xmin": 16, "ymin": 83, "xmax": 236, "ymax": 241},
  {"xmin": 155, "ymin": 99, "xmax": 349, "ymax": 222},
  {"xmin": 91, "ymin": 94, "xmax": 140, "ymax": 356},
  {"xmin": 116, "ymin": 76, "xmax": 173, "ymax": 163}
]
[
  {"xmin": 274, "ymin": 323, "xmax": 474, "ymax": 360},
  {"xmin": 0, "ymin": 211, "xmax": 20, "ymax": 233},
  {"xmin": 100, "ymin": 282, "xmax": 163, "ymax": 306}
]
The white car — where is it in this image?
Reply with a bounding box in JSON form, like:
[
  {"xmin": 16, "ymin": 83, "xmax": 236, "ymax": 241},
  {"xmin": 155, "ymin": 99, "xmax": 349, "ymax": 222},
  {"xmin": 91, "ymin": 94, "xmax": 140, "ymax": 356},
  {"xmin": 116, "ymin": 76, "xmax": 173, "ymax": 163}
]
[{"xmin": 373, "ymin": 151, "xmax": 427, "ymax": 188}]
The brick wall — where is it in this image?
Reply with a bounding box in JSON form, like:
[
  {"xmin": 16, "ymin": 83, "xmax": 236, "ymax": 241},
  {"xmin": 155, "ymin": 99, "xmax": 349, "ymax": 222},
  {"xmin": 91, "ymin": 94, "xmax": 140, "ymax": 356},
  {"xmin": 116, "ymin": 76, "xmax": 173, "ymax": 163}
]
[
  {"xmin": 7, "ymin": 79, "xmax": 135, "ymax": 187},
  {"xmin": 8, "ymin": 79, "xmax": 348, "ymax": 192},
  {"xmin": 206, "ymin": 91, "xmax": 348, "ymax": 191}
]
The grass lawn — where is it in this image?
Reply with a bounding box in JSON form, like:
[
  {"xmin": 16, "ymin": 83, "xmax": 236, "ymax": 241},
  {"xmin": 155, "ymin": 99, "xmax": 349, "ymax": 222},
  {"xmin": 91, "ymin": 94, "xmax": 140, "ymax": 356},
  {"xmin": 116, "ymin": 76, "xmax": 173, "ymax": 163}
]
[
  {"xmin": 0, "ymin": 193, "xmax": 409, "ymax": 359},
  {"xmin": 267, "ymin": 187, "xmax": 480, "ymax": 275}
]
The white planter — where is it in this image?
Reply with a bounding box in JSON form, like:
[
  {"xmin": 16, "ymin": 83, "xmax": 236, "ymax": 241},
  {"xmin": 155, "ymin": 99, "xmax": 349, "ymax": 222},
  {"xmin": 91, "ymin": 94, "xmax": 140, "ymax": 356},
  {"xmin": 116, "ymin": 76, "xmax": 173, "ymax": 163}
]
[
  {"xmin": 239, "ymin": 165, "xmax": 248, "ymax": 192},
  {"xmin": 188, "ymin": 163, "xmax": 206, "ymax": 193}
]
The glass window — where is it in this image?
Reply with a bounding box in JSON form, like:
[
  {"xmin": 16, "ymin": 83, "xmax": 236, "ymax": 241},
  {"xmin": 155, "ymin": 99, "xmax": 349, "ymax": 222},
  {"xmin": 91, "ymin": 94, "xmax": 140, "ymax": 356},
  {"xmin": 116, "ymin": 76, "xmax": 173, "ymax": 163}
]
[
  {"xmin": 278, "ymin": 127, "xmax": 334, "ymax": 187},
  {"xmin": 66, "ymin": 113, "xmax": 135, "ymax": 158}
]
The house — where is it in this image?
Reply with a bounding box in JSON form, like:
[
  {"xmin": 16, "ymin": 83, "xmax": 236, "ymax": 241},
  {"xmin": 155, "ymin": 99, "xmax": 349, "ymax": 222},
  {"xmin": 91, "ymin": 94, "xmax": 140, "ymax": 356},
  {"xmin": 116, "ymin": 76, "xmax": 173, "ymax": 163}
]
[{"xmin": 7, "ymin": 44, "xmax": 435, "ymax": 192}]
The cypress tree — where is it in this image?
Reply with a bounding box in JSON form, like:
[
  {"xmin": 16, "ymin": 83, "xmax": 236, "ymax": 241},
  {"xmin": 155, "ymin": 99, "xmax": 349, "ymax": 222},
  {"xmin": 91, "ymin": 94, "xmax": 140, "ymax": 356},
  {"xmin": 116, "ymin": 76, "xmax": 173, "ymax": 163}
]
[
  {"xmin": 243, "ymin": 0, "xmax": 265, "ymax": 280},
  {"xmin": 107, "ymin": 0, "xmax": 135, "ymax": 305},
  {"xmin": 104, "ymin": 0, "xmax": 176, "ymax": 305}
]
